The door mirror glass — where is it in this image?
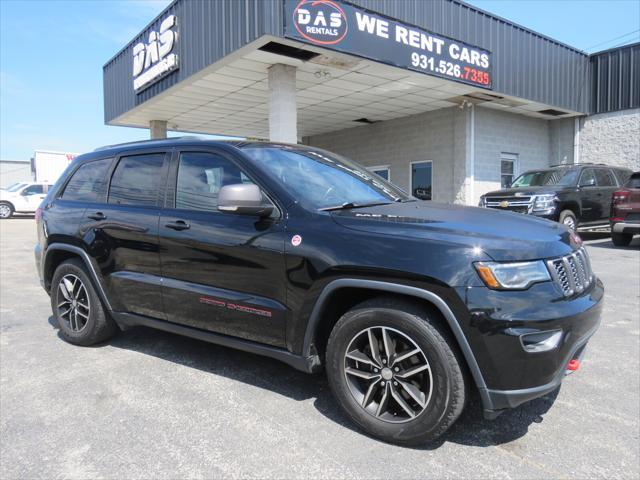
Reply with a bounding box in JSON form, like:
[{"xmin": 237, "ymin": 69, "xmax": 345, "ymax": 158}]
[{"xmin": 217, "ymin": 184, "xmax": 274, "ymax": 217}]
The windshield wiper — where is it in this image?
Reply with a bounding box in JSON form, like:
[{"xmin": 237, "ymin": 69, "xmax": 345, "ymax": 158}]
[{"xmin": 319, "ymin": 202, "xmax": 393, "ymax": 212}]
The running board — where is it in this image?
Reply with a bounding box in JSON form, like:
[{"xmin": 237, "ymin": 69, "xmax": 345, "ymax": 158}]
[
  {"xmin": 112, "ymin": 312, "xmax": 322, "ymax": 374},
  {"xmin": 577, "ymin": 224, "xmax": 610, "ymax": 232}
]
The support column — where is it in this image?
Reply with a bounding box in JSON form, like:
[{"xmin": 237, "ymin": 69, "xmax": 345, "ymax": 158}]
[
  {"xmin": 150, "ymin": 120, "xmax": 167, "ymax": 139},
  {"xmin": 268, "ymin": 64, "xmax": 297, "ymax": 144},
  {"xmin": 452, "ymin": 102, "xmax": 475, "ymax": 205}
]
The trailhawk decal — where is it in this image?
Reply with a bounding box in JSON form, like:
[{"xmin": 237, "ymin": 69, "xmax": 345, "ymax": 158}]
[{"xmin": 199, "ymin": 296, "xmax": 273, "ymax": 318}]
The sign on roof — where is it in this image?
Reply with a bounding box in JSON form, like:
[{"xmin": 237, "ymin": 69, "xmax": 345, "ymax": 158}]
[
  {"xmin": 132, "ymin": 14, "xmax": 179, "ymax": 93},
  {"xmin": 285, "ymin": 0, "xmax": 492, "ymax": 89}
]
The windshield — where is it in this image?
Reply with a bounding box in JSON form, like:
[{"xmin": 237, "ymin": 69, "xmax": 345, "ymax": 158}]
[
  {"xmin": 511, "ymin": 169, "xmax": 578, "ymax": 188},
  {"xmin": 4, "ymin": 182, "xmax": 27, "ymax": 192},
  {"xmin": 242, "ymin": 146, "xmax": 410, "ymax": 209}
]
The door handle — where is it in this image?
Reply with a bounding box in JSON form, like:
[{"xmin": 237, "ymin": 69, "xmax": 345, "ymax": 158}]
[
  {"xmin": 165, "ymin": 220, "xmax": 190, "ymax": 231},
  {"xmin": 87, "ymin": 212, "xmax": 106, "ymax": 221}
]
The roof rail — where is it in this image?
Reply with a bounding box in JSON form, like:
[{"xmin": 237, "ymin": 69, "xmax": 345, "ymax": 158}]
[
  {"xmin": 93, "ymin": 136, "xmax": 204, "ymax": 152},
  {"xmin": 548, "ymin": 162, "xmax": 608, "ymax": 168}
]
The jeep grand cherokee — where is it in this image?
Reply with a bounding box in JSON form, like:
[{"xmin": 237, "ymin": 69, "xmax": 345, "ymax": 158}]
[{"xmin": 35, "ymin": 139, "xmax": 603, "ymax": 445}]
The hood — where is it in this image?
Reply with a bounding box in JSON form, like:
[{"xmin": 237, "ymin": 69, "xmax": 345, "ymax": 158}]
[
  {"xmin": 482, "ymin": 186, "xmax": 566, "ymax": 197},
  {"xmin": 0, "ymin": 190, "xmax": 17, "ymax": 201},
  {"xmin": 331, "ymin": 201, "xmax": 579, "ymax": 261}
]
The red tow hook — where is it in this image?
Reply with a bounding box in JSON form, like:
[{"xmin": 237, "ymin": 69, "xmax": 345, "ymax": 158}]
[{"xmin": 566, "ymin": 359, "xmax": 580, "ymax": 372}]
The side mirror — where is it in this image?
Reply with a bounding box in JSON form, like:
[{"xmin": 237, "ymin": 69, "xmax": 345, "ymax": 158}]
[
  {"xmin": 579, "ymin": 178, "xmax": 596, "ymax": 188},
  {"xmin": 218, "ymin": 184, "xmax": 274, "ymax": 217}
]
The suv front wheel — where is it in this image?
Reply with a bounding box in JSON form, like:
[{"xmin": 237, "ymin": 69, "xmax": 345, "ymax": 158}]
[
  {"xmin": 0, "ymin": 202, "xmax": 14, "ymax": 219},
  {"xmin": 326, "ymin": 298, "xmax": 467, "ymax": 445},
  {"xmin": 51, "ymin": 259, "xmax": 118, "ymax": 346}
]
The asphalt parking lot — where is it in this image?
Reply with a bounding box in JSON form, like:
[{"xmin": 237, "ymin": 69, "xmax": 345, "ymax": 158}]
[{"xmin": 0, "ymin": 217, "xmax": 638, "ymax": 479}]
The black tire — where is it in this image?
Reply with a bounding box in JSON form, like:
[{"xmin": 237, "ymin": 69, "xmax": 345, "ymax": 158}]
[
  {"xmin": 0, "ymin": 202, "xmax": 14, "ymax": 219},
  {"xmin": 611, "ymin": 232, "xmax": 633, "ymax": 247},
  {"xmin": 558, "ymin": 210, "xmax": 577, "ymax": 231},
  {"xmin": 326, "ymin": 297, "xmax": 467, "ymax": 446},
  {"xmin": 50, "ymin": 258, "xmax": 118, "ymax": 346}
]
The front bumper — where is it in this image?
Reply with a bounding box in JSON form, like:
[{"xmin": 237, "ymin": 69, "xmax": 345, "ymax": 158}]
[{"xmin": 456, "ymin": 277, "xmax": 603, "ymax": 418}]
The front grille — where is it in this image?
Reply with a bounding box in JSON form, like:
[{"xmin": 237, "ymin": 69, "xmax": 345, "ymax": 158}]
[
  {"xmin": 547, "ymin": 248, "xmax": 593, "ymax": 297},
  {"xmin": 485, "ymin": 196, "xmax": 532, "ymax": 214}
]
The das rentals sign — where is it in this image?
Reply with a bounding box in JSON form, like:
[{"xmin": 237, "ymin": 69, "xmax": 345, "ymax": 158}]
[
  {"xmin": 132, "ymin": 15, "xmax": 179, "ymax": 92},
  {"xmin": 286, "ymin": 0, "xmax": 492, "ymax": 89}
]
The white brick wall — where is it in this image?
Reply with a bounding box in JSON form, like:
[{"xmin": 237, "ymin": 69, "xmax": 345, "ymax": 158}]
[
  {"xmin": 305, "ymin": 107, "xmax": 460, "ymax": 202},
  {"xmin": 579, "ymin": 109, "xmax": 640, "ymax": 170},
  {"xmin": 473, "ymin": 107, "xmax": 550, "ymax": 204}
]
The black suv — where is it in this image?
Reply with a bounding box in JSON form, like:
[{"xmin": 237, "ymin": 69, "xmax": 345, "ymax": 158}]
[
  {"xmin": 35, "ymin": 139, "xmax": 603, "ymax": 445},
  {"xmin": 479, "ymin": 164, "xmax": 631, "ymax": 230}
]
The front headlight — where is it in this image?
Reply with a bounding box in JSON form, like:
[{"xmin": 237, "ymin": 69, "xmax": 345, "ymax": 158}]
[
  {"xmin": 475, "ymin": 261, "xmax": 550, "ymax": 290},
  {"xmin": 533, "ymin": 194, "xmax": 557, "ymax": 211}
]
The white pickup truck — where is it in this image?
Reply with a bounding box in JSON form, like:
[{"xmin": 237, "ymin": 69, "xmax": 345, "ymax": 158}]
[{"xmin": 0, "ymin": 182, "xmax": 53, "ymax": 219}]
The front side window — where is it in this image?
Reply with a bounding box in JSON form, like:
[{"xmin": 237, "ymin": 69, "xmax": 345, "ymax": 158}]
[
  {"xmin": 175, "ymin": 152, "xmax": 253, "ymax": 211},
  {"xmin": 61, "ymin": 158, "xmax": 112, "ymax": 202},
  {"xmin": 21, "ymin": 184, "xmax": 44, "ymax": 195},
  {"xmin": 108, "ymin": 153, "xmax": 165, "ymax": 206},
  {"xmin": 411, "ymin": 162, "xmax": 433, "ymax": 200},
  {"xmin": 242, "ymin": 146, "xmax": 408, "ymax": 210},
  {"xmin": 579, "ymin": 169, "xmax": 597, "ymax": 187}
]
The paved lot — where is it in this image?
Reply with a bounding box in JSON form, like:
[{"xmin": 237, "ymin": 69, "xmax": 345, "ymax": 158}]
[{"xmin": 1, "ymin": 217, "xmax": 638, "ymax": 479}]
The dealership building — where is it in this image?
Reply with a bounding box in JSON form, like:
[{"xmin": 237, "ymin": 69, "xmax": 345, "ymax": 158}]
[{"xmin": 103, "ymin": 0, "xmax": 640, "ymax": 205}]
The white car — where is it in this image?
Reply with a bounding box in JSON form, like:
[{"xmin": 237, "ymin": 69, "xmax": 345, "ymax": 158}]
[{"xmin": 0, "ymin": 182, "xmax": 52, "ymax": 219}]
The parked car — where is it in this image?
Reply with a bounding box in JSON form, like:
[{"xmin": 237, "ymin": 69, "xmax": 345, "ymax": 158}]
[
  {"xmin": 0, "ymin": 181, "xmax": 53, "ymax": 219},
  {"xmin": 479, "ymin": 164, "xmax": 632, "ymax": 231},
  {"xmin": 35, "ymin": 139, "xmax": 603, "ymax": 445},
  {"xmin": 610, "ymin": 171, "xmax": 640, "ymax": 246}
]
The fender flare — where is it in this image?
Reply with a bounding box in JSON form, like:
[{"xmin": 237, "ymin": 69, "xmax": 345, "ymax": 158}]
[
  {"xmin": 302, "ymin": 279, "xmax": 490, "ymax": 405},
  {"xmin": 44, "ymin": 244, "xmax": 113, "ymax": 311}
]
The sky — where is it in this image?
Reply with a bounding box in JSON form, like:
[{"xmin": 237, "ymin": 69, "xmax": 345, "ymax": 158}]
[{"xmin": 1, "ymin": 0, "xmax": 639, "ymax": 162}]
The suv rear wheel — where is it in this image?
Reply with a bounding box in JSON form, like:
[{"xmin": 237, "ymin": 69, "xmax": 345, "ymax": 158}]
[
  {"xmin": 51, "ymin": 259, "xmax": 118, "ymax": 346},
  {"xmin": 326, "ymin": 298, "xmax": 466, "ymax": 445},
  {"xmin": 611, "ymin": 232, "xmax": 633, "ymax": 247}
]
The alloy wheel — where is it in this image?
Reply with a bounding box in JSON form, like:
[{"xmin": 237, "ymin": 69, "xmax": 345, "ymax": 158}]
[
  {"xmin": 563, "ymin": 216, "xmax": 576, "ymax": 230},
  {"xmin": 343, "ymin": 326, "xmax": 433, "ymax": 423},
  {"xmin": 57, "ymin": 274, "xmax": 91, "ymax": 332},
  {"xmin": 0, "ymin": 204, "xmax": 11, "ymax": 218}
]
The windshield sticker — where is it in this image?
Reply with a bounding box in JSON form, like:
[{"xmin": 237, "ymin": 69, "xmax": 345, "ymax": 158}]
[{"xmin": 291, "ymin": 235, "xmax": 303, "ymax": 246}]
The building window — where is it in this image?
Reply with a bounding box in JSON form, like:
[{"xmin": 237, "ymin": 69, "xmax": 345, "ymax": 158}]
[
  {"xmin": 369, "ymin": 165, "xmax": 390, "ymax": 181},
  {"xmin": 411, "ymin": 161, "xmax": 432, "ymax": 200},
  {"xmin": 500, "ymin": 153, "xmax": 518, "ymax": 188}
]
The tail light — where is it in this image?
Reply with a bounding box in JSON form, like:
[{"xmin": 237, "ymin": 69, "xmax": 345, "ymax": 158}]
[
  {"xmin": 612, "ymin": 190, "xmax": 630, "ymax": 204},
  {"xmin": 35, "ymin": 207, "xmax": 43, "ymax": 222}
]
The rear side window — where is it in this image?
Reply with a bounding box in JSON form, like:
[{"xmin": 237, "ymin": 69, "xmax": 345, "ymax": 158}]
[
  {"xmin": 108, "ymin": 154, "xmax": 165, "ymax": 206},
  {"xmin": 61, "ymin": 159, "xmax": 112, "ymax": 202},
  {"xmin": 175, "ymin": 152, "xmax": 253, "ymax": 211},
  {"xmin": 594, "ymin": 169, "xmax": 616, "ymax": 187}
]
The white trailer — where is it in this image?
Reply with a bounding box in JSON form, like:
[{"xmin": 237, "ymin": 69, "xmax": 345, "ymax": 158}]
[{"xmin": 31, "ymin": 150, "xmax": 78, "ymax": 184}]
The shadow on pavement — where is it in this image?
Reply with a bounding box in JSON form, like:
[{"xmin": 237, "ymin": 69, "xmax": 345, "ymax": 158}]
[{"xmin": 48, "ymin": 315, "xmax": 560, "ymax": 449}]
